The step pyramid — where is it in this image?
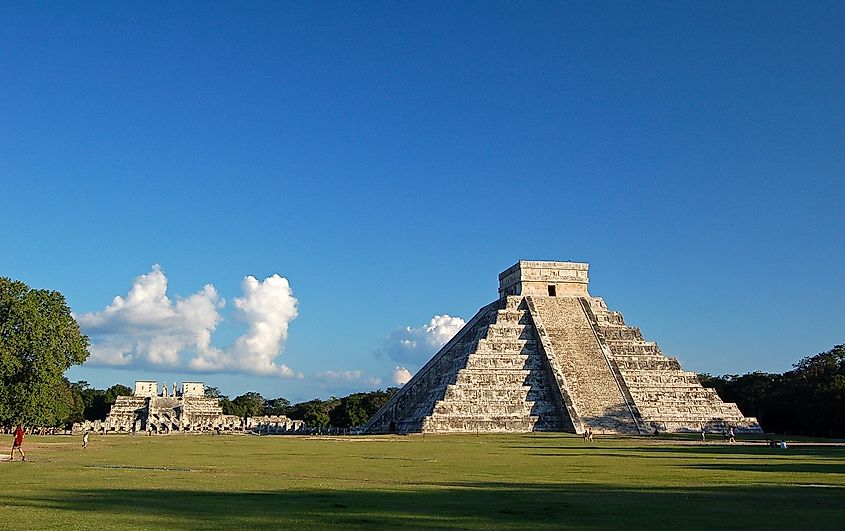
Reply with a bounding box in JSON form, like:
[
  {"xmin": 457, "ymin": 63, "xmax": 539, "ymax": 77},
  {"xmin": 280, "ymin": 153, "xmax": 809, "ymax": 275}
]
[{"xmin": 364, "ymin": 260, "xmax": 761, "ymax": 434}]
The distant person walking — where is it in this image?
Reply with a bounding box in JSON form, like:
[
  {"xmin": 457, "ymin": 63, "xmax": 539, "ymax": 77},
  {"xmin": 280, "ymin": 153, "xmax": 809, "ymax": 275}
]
[
  {"xmin": 701, "ymin": 425, "xmax": 706, "ymax": 442},
  {"xmin": 82, "ymin": 431, "xmax": 89, "ymax": 449},
  {"xmin": 728, "ymin": 427, "xmax": 736, "ymax": 443},
  {"xmin": 10, "ymin": 424, "xmax": 26, "ymax": 461}
]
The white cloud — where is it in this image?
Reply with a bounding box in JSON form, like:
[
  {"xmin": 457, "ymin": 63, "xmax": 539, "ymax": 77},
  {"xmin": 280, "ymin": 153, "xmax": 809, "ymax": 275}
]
[
  {"xmin": 77, "ymin": 265, "xmax": 222, "ymax": 369},
  {"xmin": 377, "ymin": 314, "xmax": 465, "ymax": 368},
  {"xmin": 391, "ymin": 366, "xmax": 412, "ymax": 385},
  {"xmin": 77, "ymin": 265, "xmax": 301, "ymax": 377},
  {"xmin": 190, "ymin": 274, "xmax": 299, "ymax": 377}
]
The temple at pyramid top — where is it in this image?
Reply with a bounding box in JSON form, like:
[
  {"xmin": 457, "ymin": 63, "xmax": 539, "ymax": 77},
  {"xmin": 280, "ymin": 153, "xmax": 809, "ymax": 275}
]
[
  {"xmin": 498, "ymin": 260, "xmax": 590, "ymax": 299},
  {"xmin": 365, "ymin": 259, "xmax": 762, "ymax": 435}
]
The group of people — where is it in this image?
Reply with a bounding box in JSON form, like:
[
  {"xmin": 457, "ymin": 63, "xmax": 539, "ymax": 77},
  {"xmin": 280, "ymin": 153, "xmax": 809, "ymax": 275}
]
[
  {"xmin": 700, "ymin": 425, "xmax": 736, "ymax": 443},
  {"xmin": 6, "ymin": 425, "xmax": 92, "ymax": 462},
  {"xmin": 582, "ymin": 427, "xmax": 594, "ymax": 442}
]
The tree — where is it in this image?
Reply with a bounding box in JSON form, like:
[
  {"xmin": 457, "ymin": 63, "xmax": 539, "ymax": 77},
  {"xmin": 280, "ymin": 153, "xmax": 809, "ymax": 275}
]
[
  {"xmin": 284, "ymin": 388, "xmax": 400, "ymax": 429},
  {"xmin": 219, "ymin": 397, "xmax": 237, "ymax": 416},
  {"xmin": 264, "ymin": 397, "xmax": 292, "ymax": 416},
  {"xmin": 53, "ymin": 378, "xmax": 85, "ymax": 427},
  {"xmin": 288, "ymin": 399, "xmax": 336, "ymax": 428},
  {"xmin": 204, "ymin": 386, "xmax": 223, "ymax": 398},
  {"xmin": 328, "ymin": 389, "xmax": 398, "ymax": 428},
  {"xmin": 699, "ymin": 345, "xmax": 845, "ymax": 437},
  {"xmin": 64, "ymin": 378, "xmax": 86, "ymax": 425},
  {"xmin": 362, "ymin": 387, "xmax": 398, "ymax": 417},
  {"xmin": 70, "ymin": 381, "xmax": 131, "ymax": 421},
  {"xmin": 105, "ymin": 384, "xmax": 132, "ymax": 402},
  {"xmin": 232, "ymin": 392, "xmax": 265, "ymax": 418},
  {"xmin": 786, "ymin": 344, "xmax": 845, "ymax": 437},
  {"xmin": 0, "ymin": 278, "xmax": 89, "ymax": 426},
  {"xmin": 332, "ymin": 394, "xmax": 371, "ymax": 428}
]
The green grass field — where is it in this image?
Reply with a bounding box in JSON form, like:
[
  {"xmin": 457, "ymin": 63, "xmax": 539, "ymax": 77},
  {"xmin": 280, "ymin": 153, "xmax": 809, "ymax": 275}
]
[{"xmin": 1, "ymin": 433, "xmax": 844, "ymax": 529}]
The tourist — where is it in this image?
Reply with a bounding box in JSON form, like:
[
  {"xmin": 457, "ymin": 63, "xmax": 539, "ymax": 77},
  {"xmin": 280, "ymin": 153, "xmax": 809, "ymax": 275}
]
[
  {"xmin": 587, "ymin": 427, "xmax": 594, "ymax": 442},
  {"xmin": 701, "ymin": 425, "xmax": 706, "ymax": 442},
  {"xmin": 10, "ymin": 424, "xmax": 26, "ymax": 461},
  {"xmin": 728, "ymin": 427, "xmax": 736, "ymax": 443},
  {"xmin": 82, "ymin": 431, "xmax": 89, "ymax": 449}
]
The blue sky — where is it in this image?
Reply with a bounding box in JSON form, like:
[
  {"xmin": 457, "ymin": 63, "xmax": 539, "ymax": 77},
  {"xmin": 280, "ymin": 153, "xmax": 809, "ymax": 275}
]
[{"xmin": 2, "ymin": 2, "xmax": 843, "ymax": 402}]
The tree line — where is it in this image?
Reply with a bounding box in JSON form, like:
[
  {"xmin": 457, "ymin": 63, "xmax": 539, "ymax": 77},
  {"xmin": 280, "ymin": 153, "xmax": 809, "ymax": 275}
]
[
  {"xmin": 59, "ymin": 383, "xmax": 398, "ymax": 431},
  {"xmin": 699, "ymin": 344, "xmax": 845, "ymax": 438},
  {"xmin": 205, "ymin": 387, "xmax": 398, "ymax": 429},
  {"xmin": 2, "ymin": 276, "xmax": 841, "ymax": 436}
]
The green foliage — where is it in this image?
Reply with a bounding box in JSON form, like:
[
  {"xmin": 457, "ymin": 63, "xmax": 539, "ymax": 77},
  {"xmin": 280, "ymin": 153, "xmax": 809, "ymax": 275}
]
[
  {"xmin": 285, "ymin": 388, "xmax": 399, "ymax": 429},
  {"xmin": 0, "ymin": 277, "xmax": 89, "ymax": 426},
  {"xmin": 70, "ymin": 381, "xmax": 132, "ymax": 421},
  {"xmin": 106, "ymin": 384, "xmax": 132, "ymax": 402},
  {"xmin": 231, "ymin": 392, "xmax": 265, "ymax": 418},
  {"xmin": 263, "ymin": 397, "xmax": 292, "ymax": 416},
  {"xmin": 210, "ymin": 388, "xmax": 398, "ymax": 428},
  {"xmin": 219, "ymin": 397, "xmax": 236, "ymax": 415},
  {"xmin": 330, "ymin": 393, "xmax": 369, "ymax": 427},
  {"xmin": 204, "ymin": 386, "xmax": 223, "ymax": 398},
  {"xmin": 288, "ymin": 399, "xmax": 335, "ymax": 428},
  {"xmin": 702, "ymin": 344, "xmax": 845, "ymax": 437},
  {"xmin": 65, "ymin": 379, "xmax": 86, "ymax": 425}
]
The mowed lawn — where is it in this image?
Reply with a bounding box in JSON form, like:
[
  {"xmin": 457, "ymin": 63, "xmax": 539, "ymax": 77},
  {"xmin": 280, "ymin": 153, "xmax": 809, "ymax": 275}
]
[{"xmin": 1, "ymin": 433, "xmax": 844, "ymax": 529}]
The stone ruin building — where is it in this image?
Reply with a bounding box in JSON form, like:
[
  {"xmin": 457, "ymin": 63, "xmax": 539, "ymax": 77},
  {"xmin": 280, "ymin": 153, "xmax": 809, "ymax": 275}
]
[
  {"xmin": 74, "ymin": 381, "xmax": 304, "ymax": 435},
  {"xmin": 365, "ymin": 260, "xmax": 762, "ymax": 435}
]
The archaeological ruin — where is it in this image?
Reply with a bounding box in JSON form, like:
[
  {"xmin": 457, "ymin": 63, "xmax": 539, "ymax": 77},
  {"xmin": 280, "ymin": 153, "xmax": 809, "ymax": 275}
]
[
  {"xmin": 74, "ymin": 381, "xmax": 304, "ymax": 435},
  {"xmin": 364, "ymin": 260, "xmax": 761, "ymax": 435}
]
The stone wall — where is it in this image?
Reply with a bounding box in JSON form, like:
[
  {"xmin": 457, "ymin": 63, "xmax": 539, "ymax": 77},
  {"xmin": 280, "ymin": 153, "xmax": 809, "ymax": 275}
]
[
  {"xmin": 498, "ymin": 260, "xmax": 589, "ymax": 298},
  {"xmin": 134, "ymin": 381, "xmax": 157, "ymax": 397},
  {"xmin": 182, "ymin": 382, "xmax": 205, "ymax": 397},
  {"xmin": 74, "ymin": 381, "xmax": 307, "ymax": 435}
]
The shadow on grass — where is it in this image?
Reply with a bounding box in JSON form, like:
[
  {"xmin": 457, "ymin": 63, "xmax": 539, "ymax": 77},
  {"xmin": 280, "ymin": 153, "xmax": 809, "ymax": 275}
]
[
  {"xmin": 508, "ymin": 444, "xmax": 845, "ymax": 459},
  {"xmin": 690, "ymin": 462, "xmax": 845, "ymax": 474},
  {"xmin": 2, "ymin": 482, "xmax": 844, "ymax": 529}
]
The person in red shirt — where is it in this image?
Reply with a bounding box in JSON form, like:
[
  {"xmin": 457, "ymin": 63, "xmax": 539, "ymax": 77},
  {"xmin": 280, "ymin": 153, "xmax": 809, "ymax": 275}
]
[{"xmin": 10, "ymin": 424, "xmax": 26, "ymax": 461}]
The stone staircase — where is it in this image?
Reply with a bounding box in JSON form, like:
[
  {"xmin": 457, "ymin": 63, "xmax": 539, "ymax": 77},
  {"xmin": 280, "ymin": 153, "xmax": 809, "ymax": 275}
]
[
  {"xmin": 586, "ymin": 297, "xmax": 761, "ymax": 432},
  {"xmin": 364, "ymin": 301, "xmax": 501, "ymax": 433},
  {"xmin": 421, "ymin": 296, "xmax": 564, "ymax": 432},
  {"xmin": 526, "ymin": 296, "xmax": 640, "ymax": 434},
  {"xmin": 105, "ymin": 396, "xmax": 148, "ymax": 432},
  {"xmin": 181, "ymin": 396, "xmax": 225, "ymax": 431}
]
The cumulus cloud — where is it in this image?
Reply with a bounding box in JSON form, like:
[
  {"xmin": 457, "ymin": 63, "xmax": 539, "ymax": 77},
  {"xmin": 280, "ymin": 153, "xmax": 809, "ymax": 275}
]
[
  {"xmin": 391, "ymin": 366, "xmax": 412, "ymax": 385},
  {"xmin": 377, "ymin": 314, "xmax": 466, "ymax": 367},
  {"xmin": 189, "ymin": 274, "xmax": 299, "ymax": 376},
  {"xmin": 77, "ymin": 265, "xmax": 300, "ymax": 377}
]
